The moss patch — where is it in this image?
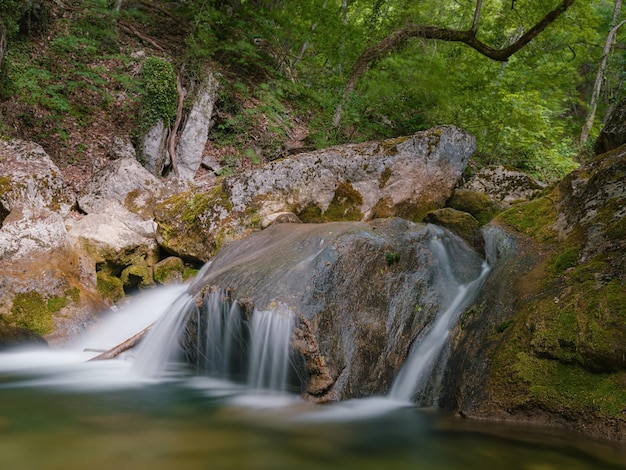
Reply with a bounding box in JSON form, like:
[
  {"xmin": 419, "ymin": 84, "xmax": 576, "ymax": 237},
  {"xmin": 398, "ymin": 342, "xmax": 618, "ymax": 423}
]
[
  {"xmin": 497, "ymin": 196, "xmax": 559, "ymax": 243},
  {"xmin": 97, "ymin": 271, "xmax": 125, "ymax": 304},
  {"xmin": 448, "ymin": 189, "xmax": 504, "ymax": 226},
  {"xmin": 154, "ymin": 256, "xmax": 185, "ymax": 285},
  {"xmin": 10, "ymin": 291, "xmax": 53, "ymax": 336},
  {"xmin": 298, "ymin": 182, "xmax": 363, "ymax": 223}
]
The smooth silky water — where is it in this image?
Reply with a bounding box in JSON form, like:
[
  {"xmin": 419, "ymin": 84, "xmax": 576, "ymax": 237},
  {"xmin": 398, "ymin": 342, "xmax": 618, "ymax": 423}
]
[{"xmin": 2, "ymin": 229, "xmax": 626, "ymax": 469}]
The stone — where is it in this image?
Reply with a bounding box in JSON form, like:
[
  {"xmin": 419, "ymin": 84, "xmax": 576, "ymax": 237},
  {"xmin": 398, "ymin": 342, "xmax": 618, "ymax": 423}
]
[
  {"xmin": 78, "ymin": 157, "xmax": 164, "ymax": 219},
  {"xmin": 155, "ymin": 126, "xmax": 476, "ymax": 261},
  {"xmin": 461, "ymin": 165, "xmax": 546, "ymax": 205},
  {"xmin": 107, "ymin": 136, "xmax": 136, "ymax": 160},
  {"xmin": 176, "ymin": 72, "xmax": 219, "ymax": 180},
  {"xmin": 423, "ymin": 208, "xmax": 482, "ymax": 251},
  {"xmin": 0, "ymin": 139, "xmax": 74, "ymax": 218},
  {"xmin": 140, "ymin": 119, "xmax": 169, "ymax": 176},
  {"xmin": 153, "ymin": 257, "xmax": 185, "ymax": 285},
  {"xmin": 595, "ymin": 98, "xmax": 626, "ymax": 155}
]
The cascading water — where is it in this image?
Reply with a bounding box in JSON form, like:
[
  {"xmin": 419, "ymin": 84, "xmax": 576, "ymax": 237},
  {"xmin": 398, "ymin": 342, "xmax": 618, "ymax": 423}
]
[
  {"xmin": 247, "ymin": 303, "xmax": 295, "ymax": 392},
  {"xmin": 131, "ymin": 285, "xmax": 298, "ymax": 393},
  {"xmin": 389, "ymin": 227, "xmax": 490, "ymax": 404}
]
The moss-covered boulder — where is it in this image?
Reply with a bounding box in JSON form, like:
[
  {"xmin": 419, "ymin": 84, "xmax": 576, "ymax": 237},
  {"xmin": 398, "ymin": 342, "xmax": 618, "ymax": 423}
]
[
  {"xmin": 442, "ymin": 147, "xmax": 626, "ymax": 443},
  {"xmin": 448, "ymin": 189, "xmax": 505, "ymax": 226},
  {"xmin": 153, "ymin": 257, "xmax": 185, "ymax": 285},
  {"xmin": 423, "ymin": 208, "xmax": 481, "ymax": 251}
]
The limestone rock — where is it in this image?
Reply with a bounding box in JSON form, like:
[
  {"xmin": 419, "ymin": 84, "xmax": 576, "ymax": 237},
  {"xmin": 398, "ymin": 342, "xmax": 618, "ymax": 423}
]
[
  {"xmin": 0, "ymin": 139, "xmax": 74, "ymax": 218},
  {"xmin": 78, "ymin": 157, "xmax": 163, "ymax": 219},
  {"xmin": 107, "ymin": 136, "xmax": 136, "ymax": 160},
  {"xmin": 461, "ymin": 165, "xmax": 546, "ymax": 205},
  {"xmin": 156, "ymin": 126, "xmax": 476, "ymax": 261},
  {"xmin": 153, "ymin": 257, "xmax": 185, "ymax": 285},
  {"xmin": 176, "ymin": 73, "xmax": 219, "ymax": 180},
  {"xmin": 140, "ymin": 119, "xmax": 169, "ymax": 176}
]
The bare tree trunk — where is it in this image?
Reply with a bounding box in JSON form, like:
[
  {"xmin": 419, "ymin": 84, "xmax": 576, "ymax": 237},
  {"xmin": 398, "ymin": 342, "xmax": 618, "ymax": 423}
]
[
  {"xmin": 332, "ymin": 0, "xmax": 575, "ymax": 128},
  {"xmin": 580, "ymin": 0, "xmax": 625, "ymax": 147},
  {"xmin": 0, "ymin": 25, "xmax": 7, "ymax": 72}
]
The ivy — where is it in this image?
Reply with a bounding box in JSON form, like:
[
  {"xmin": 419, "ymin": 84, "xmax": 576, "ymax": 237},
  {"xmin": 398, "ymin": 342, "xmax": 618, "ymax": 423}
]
[{"xmin": 138, "ymin": 56, "xmax": 178, "ymax": 131}]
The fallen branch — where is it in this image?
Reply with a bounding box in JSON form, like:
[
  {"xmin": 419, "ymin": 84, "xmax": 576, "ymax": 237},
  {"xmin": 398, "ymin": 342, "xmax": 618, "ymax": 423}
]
[
  {"xmin": 118, "ymin": 20, "xmax": 166, "ymax": 53},
  {"xmin": 88, "ymin": 323, "xmax": 154, "ymax": 361}
]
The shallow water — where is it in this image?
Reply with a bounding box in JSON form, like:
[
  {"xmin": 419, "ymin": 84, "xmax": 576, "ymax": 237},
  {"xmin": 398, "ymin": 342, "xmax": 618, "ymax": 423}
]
[{"xmin": 1, "ymin": 351, "xmax": 625, "ymax": 470}]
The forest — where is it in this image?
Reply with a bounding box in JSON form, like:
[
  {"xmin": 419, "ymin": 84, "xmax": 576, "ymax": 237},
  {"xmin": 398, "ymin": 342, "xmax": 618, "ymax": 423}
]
[{"xmin": 0, "ymin": 0, "xmax": 623, "ymax": 182}]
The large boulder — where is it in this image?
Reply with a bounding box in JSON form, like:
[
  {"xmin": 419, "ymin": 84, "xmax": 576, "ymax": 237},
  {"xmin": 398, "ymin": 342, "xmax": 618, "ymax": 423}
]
[
  {"xmin": 0, "ymin": 139, "xmax": 74, "ymax": 220},
  {"xmin": 594, "ymin": 98, "xmax": 626, "ymax": 155},
  {"xmin": 441, "ymin": 147, "xmax": 626, "ymax": 443},
  {"xmin": 186, "ymin": 218, "xmax": 485, "ymax": 402},
  {"xmin": 156, "ymin": 126, "xmax": 476, "ymax": 261}
]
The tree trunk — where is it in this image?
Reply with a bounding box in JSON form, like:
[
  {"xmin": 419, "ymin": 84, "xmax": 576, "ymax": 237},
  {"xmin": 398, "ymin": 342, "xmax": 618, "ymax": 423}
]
[
  {"xmin": 580, "ymin": 0, "xmax": 625, "ymax": 147},
  {"xmin": 332, "ymin": 0, "xmax": 575, "ymax": 128},
  {"xmin": 0, "ymin": 25, "xmax": 7, "ymax": 72}
]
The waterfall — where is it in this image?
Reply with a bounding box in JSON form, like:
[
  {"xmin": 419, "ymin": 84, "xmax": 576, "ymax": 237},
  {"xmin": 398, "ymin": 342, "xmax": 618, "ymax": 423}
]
[
  {"xmin": 247, "ymin": 304, "xmax": 295, "ymax": 391},
  {"xmin": 131, "ymin": 286, "xmax": 296, "ymax": 392},
  {"xmin": 389, "ymin": 229, "xmax": 491, "ymax": 404}
]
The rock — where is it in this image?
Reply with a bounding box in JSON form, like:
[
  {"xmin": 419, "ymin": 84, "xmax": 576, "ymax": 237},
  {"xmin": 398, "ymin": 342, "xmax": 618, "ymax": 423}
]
[
  {"xmin": 423, "ymin": 208, "xmax": 481, "ymax": 251},
  {"xmin": 461, "ymin": 165, "xmax": 546, "ymax": 205},
  {"xmin": 448, "ymin": 189, "xmax": 505, "ymax": 225},
  {"xmin": 153, "ymin": 257, "xmax": 185, "ymax": 285},
  {"xmin": 594, "ymin": 98, "xmax": 626, "ymax": 154},
  {"xmin": 0, "ymin": 206, "xmax": 70, "ymax": 259},
  {"xmin": 261, "ymin": 211, "xmax": 301, "ymax": 228},
  {"xmin": 78, "ymin": 157, "xmax": 164, "ymax": 219},
  {"xmin": 107, "ymin": 136, "xmax": 136, "ymax": 160},
  {"xmin": 0, "ymin": 324, "xmax": 48, "ymax": 351},
  {"xmin": 0, "ymin": 139, "xmax": 74, "ymax": 218},
  {"xmin": 155, "ymin": 126, "xmax": 476, "ymax": 261},
  {"xmin": 176, "ymin": 73, "xmax": 219, "ymax": 180},
  {"xmin": 139, "ymin": 119, "xmax": 169, "ymax": 176},
  {"xmin": 188, "ymin": 218, "xmax": 485, "ymax": 401},
  {"xmin": 441, "ymin": 146, "xmax": 626, "ymax": 443}
]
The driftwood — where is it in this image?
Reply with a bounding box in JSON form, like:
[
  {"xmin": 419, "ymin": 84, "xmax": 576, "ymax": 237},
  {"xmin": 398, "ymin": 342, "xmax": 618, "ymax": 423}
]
[
  {"xmin": 88, "ymin": 323, "xmax": 154, "ymax": 361},
  {"xmin": 118, "ymin": 21, "xmax": 166, "ymax": 53}
]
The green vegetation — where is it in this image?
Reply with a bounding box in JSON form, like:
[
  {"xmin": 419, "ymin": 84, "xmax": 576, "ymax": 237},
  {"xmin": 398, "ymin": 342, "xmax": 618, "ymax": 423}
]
[
  {"xmin": 138, "ymin": 56, "xmax": 177, "ymax": 130},
  {"xmin": 9, "ymin": 291, "xmax": 53, "ymax": 336}
]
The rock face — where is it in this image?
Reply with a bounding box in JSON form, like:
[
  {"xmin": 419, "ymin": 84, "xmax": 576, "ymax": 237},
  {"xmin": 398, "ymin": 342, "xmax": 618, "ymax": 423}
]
[
  {"xmin": 156, "ymin": 126, "xmax": 476, "ymax": 261},
  {"xmin": 187, "ymin": 218, "xmax": 485, "ymax": 402},
  {"xmin": 441, "ymin": 147, "xmax": 626, "ymax": 443},
  {"xmin": 460, "ymin": 165, "xmax": 546, "ymax": 205},
  {"xmin": 140, "ymin": 119, "xmax": 169, "ymax": 176},
  {"xmin": 176, "ymin": 73, "xmax": 219, "ymax": 180},
  {"xmin": 594, "ymin": 98, "xmax": 626, "ymax": 154}
]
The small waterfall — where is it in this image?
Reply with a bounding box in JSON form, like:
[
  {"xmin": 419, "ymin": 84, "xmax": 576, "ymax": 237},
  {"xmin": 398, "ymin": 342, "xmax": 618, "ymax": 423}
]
[
  {"xmin": 389, "ymin": 229, "xmax": 491, "ymax": 403},
  {"xmin": 247, "ymin": 304, "xmax": 295, "ymax": 391},
  {"xmin": 131, "ymin": 285, "xmax": 297, "ymax": 392}
]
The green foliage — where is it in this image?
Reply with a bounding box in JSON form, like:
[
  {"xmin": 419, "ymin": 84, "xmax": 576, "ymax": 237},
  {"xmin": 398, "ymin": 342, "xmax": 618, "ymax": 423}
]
[{"xmin": 138, "ymin": 56, "xmax": 178, "ymax": 130}]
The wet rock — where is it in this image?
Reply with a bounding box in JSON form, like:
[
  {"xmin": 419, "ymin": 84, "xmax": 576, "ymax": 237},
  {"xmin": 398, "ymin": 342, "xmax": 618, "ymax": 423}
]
[
  {"xmin": 0, "ymin": 325, "xmax": 48, "ymax": 351},
  {"xmin": 424, "ymin": 208, "xmax": 482, "ymax": 252},
  {"xmin": 190, "ymin": 218, "xmax": 485, "ymax": 401}
]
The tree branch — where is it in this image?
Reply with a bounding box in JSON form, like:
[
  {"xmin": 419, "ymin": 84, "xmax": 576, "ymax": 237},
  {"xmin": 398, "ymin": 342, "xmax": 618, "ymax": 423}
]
[
  {"xmin": 333, "ymin": 0, "xmax": 575, "ymax": 127},
  {"xmin": 88, "ymin": 323, "xmax": 154, "ymax": 361}
]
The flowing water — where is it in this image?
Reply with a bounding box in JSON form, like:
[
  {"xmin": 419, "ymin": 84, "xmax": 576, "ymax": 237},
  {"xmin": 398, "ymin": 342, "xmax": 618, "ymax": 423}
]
[{"xmin": 1, "ymin": 227, "xmax": 625, "ymax": 468}]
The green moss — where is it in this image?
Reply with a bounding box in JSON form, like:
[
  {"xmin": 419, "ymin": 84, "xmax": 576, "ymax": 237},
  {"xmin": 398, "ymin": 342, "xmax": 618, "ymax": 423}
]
[
  {"xmin": 424, "ymin": 208, "xmax": 480, "ymax": 247},
  {"xmin": 385, "ymin": 251, "xmax": 400, "ymax": 266},
  {"xmin": 10, "ymin": 291, "xmax": 53, "ymax": 336},
  {"xmin": 120, "ymin": 257, "xmax": 154, "ymax": 289},
  {"xmin": 298, "ymin": 182, "xmax": 363, "ymax": 223},
  {"xmin": 66, "ymin": 287, "xmax": 81, "ymax": 305},
  {"xmin": 448, "ymin": 190, "xmax": 504, "ymax": 226},
  {"xmin": 138, "ymin": 56, "xmax": 178, "ymax": 130},
  {"xmin": 46, "ymin": 296, "xmax": 68, "ymax": 313},
  {"xmin": 153, "ymin": 257, "xmax": 185, "ymax": 285},
  {"xmin": 497, "ymin": 196, "xmax": 558, "ymax": 242},
  {"xmin": 97, "ymin": 271, "xmax": 125, "ymax": 304},
  {"xmin": 182, "ymin": 267, "xmax": 199, "ymax": 281},
  {"xmin": 551, "ymin": 246, "xmax": 580, "ymax": 274},
  {"xmin": 497, "ymin": 320, "xmax": 514, "ymax": 333},
  {"xmin": 378, "ymin": 167, "xmax": 392, "ymax": 189}
]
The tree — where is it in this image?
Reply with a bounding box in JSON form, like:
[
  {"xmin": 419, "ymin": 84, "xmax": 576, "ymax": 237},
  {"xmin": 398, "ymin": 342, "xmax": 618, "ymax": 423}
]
[
  {"xmin": 579, "ymin": 0, "xmax": 626, "ymax": 147},
  {"xmin": 333, "ymin": 0, "xmax": 576, "ymax": 126}
]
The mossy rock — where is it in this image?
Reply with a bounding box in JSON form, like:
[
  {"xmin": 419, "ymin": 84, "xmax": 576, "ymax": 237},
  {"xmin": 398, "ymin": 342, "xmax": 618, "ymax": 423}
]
[
  {"xmin": 153, "ymin": 256, "xmax": 185, "ymax": 285},
  {"xmin": 120, "ymin": 257, "xmax": 155, "ymax": 290},
  {"xmin": 97, "ymin": 271, "xmax": 125, "ymax": 304},
  {"xmin": 9, "ymin": 291, "xmax": 54, "ymax": 337},
  {"xmin": 298, "ymin": 182, "xmax": 364, "ymax": 223},
  {"xmin": 448, "ymin": 189, "xmax": 505, "ymax": 226},
  {"xmin": 0, "ymin": 324, "xmax": 48, "ymax": 350},
  {"xmin": 424, "ymin": 208, "xmax": 481, "ymax": 251}
]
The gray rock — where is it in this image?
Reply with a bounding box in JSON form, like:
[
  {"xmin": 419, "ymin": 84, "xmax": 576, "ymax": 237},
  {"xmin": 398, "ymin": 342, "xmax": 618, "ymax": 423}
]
[
  {"xmin": 176, "ymin": 73, "xmax": 219, "ymax": 180},
  {"xmin": 461, "ymin": 165, "xmax": 546, "ymax": 204},
  {"xmin": 107, "ymin": 137, "xmax": 136, "ymax": 160},
  {"xmin": 0, "ymin": 139, "xmax": 74, "ymax": 217},
  {"xmin": 140, "ymin": 119, "xmax": 170, "ymax": 176},
  {"xmin": 78, "ymin": 157, "xmax": 163, "ymax": 218}
]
